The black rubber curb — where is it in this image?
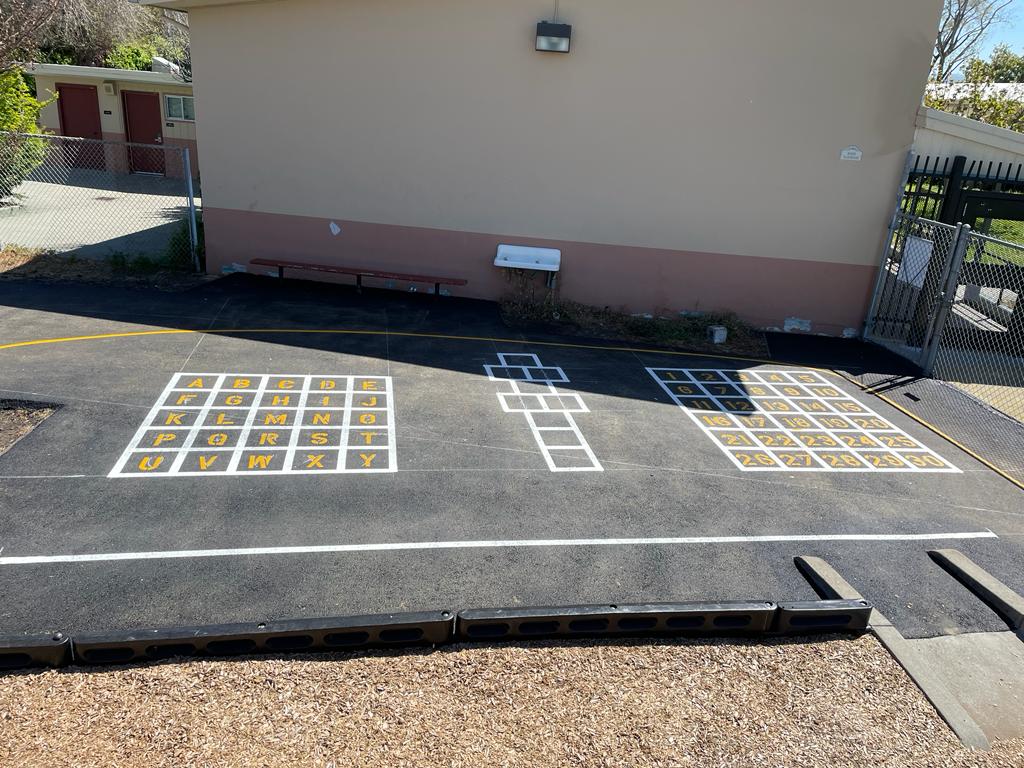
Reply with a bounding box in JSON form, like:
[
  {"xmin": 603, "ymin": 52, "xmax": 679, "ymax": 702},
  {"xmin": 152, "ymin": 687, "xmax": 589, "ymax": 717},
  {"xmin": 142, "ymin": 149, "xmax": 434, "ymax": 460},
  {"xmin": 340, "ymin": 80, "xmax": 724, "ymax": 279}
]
[
  {"xmin": 928, "ymin": 549, "xmax": 1024, "ymax": 632},
  {"xmin": 457, "ymin": 601, "xmax": 869, "ymax": 640},
  {"xmin": 72, "ymin": 611, "xmax": 455, "ymax": 665},
  {"xmin": 0, "ymin": 599, "xmax": 870, "ymax": 672},
  {"xmin": 0, "ymin": 632, "xmax": 71, "ymax": 670},
  {"xmin": 794, "ymin": 555, "xmax": 990, "ymax": 751}
]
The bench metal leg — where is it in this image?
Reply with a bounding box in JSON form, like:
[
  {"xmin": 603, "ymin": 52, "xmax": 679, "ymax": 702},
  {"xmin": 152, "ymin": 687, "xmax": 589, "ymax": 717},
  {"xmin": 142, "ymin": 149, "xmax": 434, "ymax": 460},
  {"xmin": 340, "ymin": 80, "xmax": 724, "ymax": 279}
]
[
  {"xmin": 356, "ymin": 274, "xmax": 362, "ymax": 294},
  {"xmin": 434, "ymin": 282, "xmax": 441, "ymax": 296},
  {"xmin": 278, "ymin": 266, "xmax": 284, "ymax": 278}
]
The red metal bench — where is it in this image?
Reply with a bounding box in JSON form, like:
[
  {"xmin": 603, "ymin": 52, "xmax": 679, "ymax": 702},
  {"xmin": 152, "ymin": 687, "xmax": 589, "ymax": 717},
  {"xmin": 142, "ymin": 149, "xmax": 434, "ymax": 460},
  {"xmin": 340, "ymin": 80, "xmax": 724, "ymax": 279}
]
[{"xmin": 249, "ymin": 258, "xmax": 468, "ymax": 296}]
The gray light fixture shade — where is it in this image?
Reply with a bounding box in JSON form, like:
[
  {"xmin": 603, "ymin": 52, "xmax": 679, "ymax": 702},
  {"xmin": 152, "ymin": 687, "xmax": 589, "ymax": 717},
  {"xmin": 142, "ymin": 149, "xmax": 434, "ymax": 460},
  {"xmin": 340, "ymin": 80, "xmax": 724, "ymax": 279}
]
[{"xmin": 536, "ymin": 21, "xmax": 571, "ymax": 53}]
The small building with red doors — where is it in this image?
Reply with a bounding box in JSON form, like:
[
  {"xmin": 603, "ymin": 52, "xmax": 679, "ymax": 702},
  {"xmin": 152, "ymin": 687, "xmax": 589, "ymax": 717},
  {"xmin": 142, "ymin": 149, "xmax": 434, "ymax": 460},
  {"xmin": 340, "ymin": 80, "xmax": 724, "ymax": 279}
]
[{"xmin": 25, "ymin": 62, "xmax": 199, "ymax": 179}]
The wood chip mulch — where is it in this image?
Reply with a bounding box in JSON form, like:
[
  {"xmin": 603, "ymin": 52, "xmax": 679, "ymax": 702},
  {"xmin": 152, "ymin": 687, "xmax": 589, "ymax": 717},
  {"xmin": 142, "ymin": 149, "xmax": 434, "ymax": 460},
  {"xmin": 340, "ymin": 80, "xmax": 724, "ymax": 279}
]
[
  {"xmin": 0, "ymin": 400, "xmax": 55, "ymax": 456},
  {"xmin": 2, "ymin": 635, "xmax": 1022, "ymax": 767}
]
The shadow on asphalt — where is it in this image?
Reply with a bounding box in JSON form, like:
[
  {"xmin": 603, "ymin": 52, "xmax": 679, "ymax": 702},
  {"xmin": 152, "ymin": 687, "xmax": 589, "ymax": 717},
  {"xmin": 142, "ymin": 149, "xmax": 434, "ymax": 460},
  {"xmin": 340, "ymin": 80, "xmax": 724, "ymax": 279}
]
[{"xmin": 0, "ymin": 272, "xmax": 922, "ymax": 406}]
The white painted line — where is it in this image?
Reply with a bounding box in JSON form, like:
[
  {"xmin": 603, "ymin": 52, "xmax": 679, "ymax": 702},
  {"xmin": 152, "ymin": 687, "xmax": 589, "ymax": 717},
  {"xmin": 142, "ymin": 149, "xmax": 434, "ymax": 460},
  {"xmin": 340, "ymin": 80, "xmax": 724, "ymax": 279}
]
[
  {"xmin": 283, "ymin": 375, "xmax": 313, "ymax": 472},
  {"xmin": 169, "ymin": 373, "xmax": 228, "ymax": 473},
  {"xmin": 224, "ymin": 373, "xmax": 271, "ymax": 473},
  {"xmin": 647, "ymin": 367, "xmax": 959, "ymax": 473},
  {"xmin": 109, "ymin": 373, "xmax": 397, "ymax": 477},
  {"xmin": 487, "ymin": 354, "xmax": 603, "ymax": 473},
  {"xmin": 0, "ymin": 530, "xmax": 998, "ymax": 565}
]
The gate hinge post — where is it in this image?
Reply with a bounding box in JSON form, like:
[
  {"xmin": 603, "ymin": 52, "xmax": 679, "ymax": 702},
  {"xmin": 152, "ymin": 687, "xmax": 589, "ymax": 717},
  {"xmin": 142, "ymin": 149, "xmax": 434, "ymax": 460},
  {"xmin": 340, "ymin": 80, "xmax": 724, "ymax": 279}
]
[{"xmin": 920, "ymin": 223, "xmax": 971, "ymax": 376}]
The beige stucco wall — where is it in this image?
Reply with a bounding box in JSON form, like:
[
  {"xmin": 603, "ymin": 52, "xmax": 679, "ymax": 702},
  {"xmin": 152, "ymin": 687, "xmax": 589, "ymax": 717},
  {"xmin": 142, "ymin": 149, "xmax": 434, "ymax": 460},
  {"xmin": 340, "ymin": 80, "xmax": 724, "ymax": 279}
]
[{"xmin": 189, "ymin": 0, "xmax": 939, "ymax": 269}]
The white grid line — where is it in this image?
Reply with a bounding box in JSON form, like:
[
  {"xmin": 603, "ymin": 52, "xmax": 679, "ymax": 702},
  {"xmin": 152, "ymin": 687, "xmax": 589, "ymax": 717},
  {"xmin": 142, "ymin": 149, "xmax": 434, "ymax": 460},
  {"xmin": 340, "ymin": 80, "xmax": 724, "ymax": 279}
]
[
  {"xmin": 647, "ymin": 367, "xmax": 959, "ymax": 473},
  {"xmin": 108, "ymin": 373, "xmax": 397, "ymax": 477},
  {"xmin": 487, "ymin": 355, "xmax": 602, "ymax": 473},
  {"xmin": 225, "ymin": 374, "xmax": 272, "ymax": 473},
  {"xmin": 282, "ymin": 375, "xmax": 313, "ymax": 473},
  {"xmin": 168, "ymin": 373, "xmax": 228, "ymax": 473}
]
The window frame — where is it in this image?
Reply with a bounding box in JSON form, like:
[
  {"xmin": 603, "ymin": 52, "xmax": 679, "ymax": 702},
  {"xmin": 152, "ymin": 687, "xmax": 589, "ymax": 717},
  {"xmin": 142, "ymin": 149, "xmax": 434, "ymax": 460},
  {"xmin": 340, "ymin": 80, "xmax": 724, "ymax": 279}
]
[{"xmin": 164, "ymin": 94, "xmax": 195, "ymax": 122}]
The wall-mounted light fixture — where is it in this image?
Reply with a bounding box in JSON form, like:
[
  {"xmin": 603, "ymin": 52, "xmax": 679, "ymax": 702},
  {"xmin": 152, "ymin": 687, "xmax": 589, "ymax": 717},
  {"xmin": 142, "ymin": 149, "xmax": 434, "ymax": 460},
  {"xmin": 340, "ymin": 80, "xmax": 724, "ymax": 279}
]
[{"xmin": 536, "ymin": 21, "xmax": 571, "ymax": 53}]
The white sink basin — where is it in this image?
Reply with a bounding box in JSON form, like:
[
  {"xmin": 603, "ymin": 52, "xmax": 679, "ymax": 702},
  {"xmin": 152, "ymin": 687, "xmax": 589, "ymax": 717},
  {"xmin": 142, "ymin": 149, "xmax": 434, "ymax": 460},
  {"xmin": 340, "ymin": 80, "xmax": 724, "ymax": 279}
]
[{"xmin": 494, "ymin": 244, "xmax": 561, "ymax": 272}]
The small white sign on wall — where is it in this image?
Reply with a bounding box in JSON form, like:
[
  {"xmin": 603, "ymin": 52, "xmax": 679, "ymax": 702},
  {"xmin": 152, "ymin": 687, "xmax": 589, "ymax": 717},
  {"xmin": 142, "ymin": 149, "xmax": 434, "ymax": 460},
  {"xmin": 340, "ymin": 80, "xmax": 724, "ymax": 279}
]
[{"xmin": 840, "ymin": 145, "xmax": 863, "ymax": 161}]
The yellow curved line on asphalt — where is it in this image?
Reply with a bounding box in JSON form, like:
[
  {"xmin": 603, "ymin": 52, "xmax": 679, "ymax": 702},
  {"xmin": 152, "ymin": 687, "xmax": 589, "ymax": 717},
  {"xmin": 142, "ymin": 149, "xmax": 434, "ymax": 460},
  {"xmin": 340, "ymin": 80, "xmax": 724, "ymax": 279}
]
[
  {"xmin": 0, "ymin": 327, "xmax": 798, "ymax": 368},
  {"xmin": 0, "ymin": 329, "xmax": 192, "ymax": 349}
]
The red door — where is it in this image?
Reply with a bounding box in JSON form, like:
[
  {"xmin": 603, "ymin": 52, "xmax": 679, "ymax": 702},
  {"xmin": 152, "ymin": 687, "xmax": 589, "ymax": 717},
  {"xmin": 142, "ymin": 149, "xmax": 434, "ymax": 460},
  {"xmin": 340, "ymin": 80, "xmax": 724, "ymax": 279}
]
[
  {"xmin": 122, "ymin": 91, "xmax": 165, "ymax": 174},
  {"xmin": 56, "ymin": 83, "xmax": 103, "ymax": 169}
]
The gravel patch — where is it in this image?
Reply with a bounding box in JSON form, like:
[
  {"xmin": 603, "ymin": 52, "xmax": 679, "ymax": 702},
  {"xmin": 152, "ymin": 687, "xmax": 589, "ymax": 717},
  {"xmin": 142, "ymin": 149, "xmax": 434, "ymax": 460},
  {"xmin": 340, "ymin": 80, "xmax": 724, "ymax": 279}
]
[
  {"xmin": 1, "ymin": 635, "xmax": 1022, "ymax": 767},
  {"xmin": 0, "ymin": 400, "xmax": 55, "ymax": 456}
]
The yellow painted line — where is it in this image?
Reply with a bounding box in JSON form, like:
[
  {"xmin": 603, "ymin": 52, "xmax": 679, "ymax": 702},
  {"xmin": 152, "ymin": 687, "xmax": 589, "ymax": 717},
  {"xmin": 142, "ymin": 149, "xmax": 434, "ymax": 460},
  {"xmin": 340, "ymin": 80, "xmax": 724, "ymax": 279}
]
[
  {"xmin": 0, "ymin": 328, "xmax": 194, "ymax": 350},
  {"xmin": 834, "ymin": 370, "xmax": 1024, "ymax": 492},
  {"xmin": 2, "ymin": 326, "xmax": 836, "ymax": 371}
]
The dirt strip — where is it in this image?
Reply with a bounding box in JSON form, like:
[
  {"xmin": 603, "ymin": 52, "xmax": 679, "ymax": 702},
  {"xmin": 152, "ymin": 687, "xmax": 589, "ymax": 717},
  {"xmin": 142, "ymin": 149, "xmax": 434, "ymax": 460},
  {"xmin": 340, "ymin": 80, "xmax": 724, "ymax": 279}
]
[
  {"xmin": 1, "ymin": 635, "xmax": 1022, "ymax": 767},
  {"xmin": 0, "ymin": 400, "xmax": 55, "ymax": 456}
]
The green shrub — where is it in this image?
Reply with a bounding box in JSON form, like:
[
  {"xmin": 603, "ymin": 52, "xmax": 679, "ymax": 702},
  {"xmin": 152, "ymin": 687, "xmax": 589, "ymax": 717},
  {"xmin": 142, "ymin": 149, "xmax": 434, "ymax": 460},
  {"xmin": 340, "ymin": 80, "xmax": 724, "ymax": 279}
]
[
  {"xmin": 107, "ymin": 252, "xmax": 130, "ymax": 273},
  {"xmin": 0, "ymin": 69, "xmax": 49, "ymax": 201},
  {"xmin": 35, "ymin": 49, "xmax": 76, "ymax": 65},
  {"xmin": 164, "ymin": 211, "xmax": 203, "ymax": 271},
  {"xmin": 104, "ymin": 42, "xmax": 158, "ymax": 71}
]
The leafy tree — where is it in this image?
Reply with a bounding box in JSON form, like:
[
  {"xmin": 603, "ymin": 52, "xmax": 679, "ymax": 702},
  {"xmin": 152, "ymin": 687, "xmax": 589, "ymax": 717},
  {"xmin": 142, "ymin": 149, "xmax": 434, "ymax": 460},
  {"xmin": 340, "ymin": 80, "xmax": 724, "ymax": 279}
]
[
  {"xmin": 34, "ymin": 0, "xmax": 190, "ymax": 78},
  {"xmin": 925, "ymin": 86, "xmax": 1024, "ymax": 130},
  {"xmin": 38, "ymin": 0, "xmax": 155, "ymax": 67},
  {"xmin": 1, "ymin": 0, "xmax": 60, "ymax": 71},
  {"xmin": 0, "ymin": 68, "xmax": 49, "ymax": 201},
  {"xmin": 964, "ymin": 43, "xmax": 1024, "ymax": 81},
  {"xmin": 933, "ymin": 0, "xmax": 1015, "ymax": 82},
  {"xmin": 926, "ymin": 40, "xmax": 1024, "ymax": 131}
]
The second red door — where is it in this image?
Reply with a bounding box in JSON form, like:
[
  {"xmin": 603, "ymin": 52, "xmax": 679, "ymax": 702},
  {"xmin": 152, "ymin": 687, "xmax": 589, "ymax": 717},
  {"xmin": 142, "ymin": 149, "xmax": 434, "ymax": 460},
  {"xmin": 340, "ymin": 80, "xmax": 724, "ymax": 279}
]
[{"xmin": 122, "ymin": 91, "xmax": 165, "ymax": 174}]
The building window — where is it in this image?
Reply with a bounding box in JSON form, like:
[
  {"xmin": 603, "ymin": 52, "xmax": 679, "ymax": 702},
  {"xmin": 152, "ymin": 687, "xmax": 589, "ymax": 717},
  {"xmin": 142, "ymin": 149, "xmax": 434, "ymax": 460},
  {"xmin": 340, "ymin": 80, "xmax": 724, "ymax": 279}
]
[{"xmin": 165, "ymin": 94, "xmax": 195, "ymax": 121}]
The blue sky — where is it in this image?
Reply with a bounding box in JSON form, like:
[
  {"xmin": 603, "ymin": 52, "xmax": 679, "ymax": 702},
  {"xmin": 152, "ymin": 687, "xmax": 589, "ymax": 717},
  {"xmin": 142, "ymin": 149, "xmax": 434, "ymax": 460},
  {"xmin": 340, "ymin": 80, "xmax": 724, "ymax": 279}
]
[{"xmin": 979, "ymin": 0, "xmax": 1024, "ymax": 55}]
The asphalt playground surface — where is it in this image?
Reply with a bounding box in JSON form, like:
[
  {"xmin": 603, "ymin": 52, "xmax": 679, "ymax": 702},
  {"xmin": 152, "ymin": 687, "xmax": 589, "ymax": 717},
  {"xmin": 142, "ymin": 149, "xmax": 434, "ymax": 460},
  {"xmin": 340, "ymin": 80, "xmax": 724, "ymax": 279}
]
[{"xmin": 0, "ymin": 275, "xmax": 1022, "ymax": 640}]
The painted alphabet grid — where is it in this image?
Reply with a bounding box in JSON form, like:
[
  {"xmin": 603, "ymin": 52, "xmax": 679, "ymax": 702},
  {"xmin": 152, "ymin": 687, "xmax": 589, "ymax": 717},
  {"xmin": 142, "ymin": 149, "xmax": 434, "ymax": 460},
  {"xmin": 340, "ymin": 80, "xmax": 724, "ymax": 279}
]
[
  {"xmin": 647, "ymin": 367, "xmax": 959, "ymax": 473},
  {"xmin": 109, "ymin": 373, "xmax": 396, "ymax": 477}
]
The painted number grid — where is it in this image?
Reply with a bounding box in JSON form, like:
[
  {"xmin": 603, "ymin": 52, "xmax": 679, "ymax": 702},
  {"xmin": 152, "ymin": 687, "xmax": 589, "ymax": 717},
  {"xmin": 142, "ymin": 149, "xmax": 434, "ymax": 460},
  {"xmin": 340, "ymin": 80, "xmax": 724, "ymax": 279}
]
[
  {"xmin": 647, "ymin": 367, "xmax": 958, "ymax": 473},
  {"xmin": 109, "ymin": 373, "xmax": 396, "ymax": 477},
  {"xmin": 485, "ymin": 353, "xmax": 603, "ymax": 472}
]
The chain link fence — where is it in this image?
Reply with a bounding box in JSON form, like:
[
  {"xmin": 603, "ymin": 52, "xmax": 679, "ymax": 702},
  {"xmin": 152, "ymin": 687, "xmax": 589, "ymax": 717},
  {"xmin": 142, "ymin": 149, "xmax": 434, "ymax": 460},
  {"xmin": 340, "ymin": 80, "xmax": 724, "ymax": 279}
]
[
  {"xmin": 0, "ymin": 132, "xmax": 198, "ymax": 269},
  {"xmin": 932, "ymin": 230, "xmax": 1024, "ymax": 424},
  {"xmin": 864, "ymin": 212, "xmax": 1024, "ymax": 485}
]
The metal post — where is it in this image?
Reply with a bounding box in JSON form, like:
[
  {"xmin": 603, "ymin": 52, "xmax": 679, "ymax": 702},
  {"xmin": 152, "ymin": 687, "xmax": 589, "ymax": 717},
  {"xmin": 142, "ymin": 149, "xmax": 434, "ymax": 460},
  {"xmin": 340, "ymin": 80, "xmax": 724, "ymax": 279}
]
[
  {"xmin": 920, "ymin": 224, "xmax": 970, "ymax": 376},
  {"xmin": 183, "ymin": 148, "xmax": 200, "ymax": 272},
  {"xmin": 938, "ymin": 155, "xmax": 967, "ymax": 224}
]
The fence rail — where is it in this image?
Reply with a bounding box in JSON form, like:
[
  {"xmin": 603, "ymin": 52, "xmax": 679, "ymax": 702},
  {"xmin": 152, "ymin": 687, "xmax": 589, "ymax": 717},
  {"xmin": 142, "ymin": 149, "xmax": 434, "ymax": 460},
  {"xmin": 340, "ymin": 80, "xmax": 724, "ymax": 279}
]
[{"xmin": 0, "ymin": 132, "xmax": 198, "ymax": 269}]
